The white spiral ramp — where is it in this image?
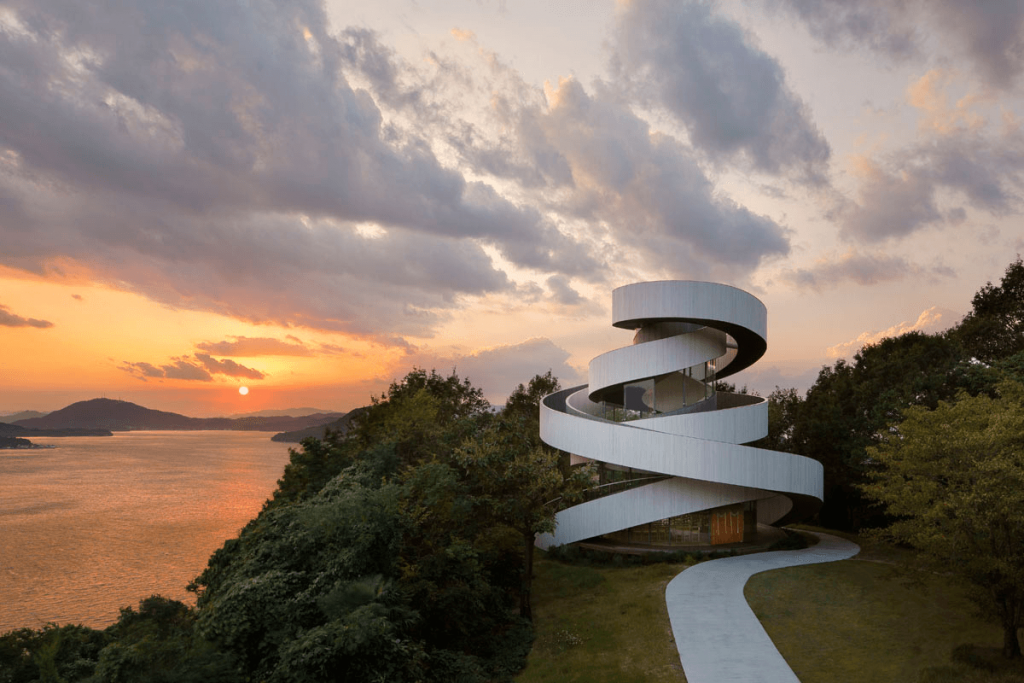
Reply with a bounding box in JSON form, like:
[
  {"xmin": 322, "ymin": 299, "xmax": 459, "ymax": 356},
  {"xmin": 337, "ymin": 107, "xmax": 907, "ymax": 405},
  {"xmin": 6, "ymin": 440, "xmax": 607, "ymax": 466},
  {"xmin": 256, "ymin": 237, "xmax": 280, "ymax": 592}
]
[{"xmin": 536, "ymin": 281, "xmax": 823, "ymax": 549}]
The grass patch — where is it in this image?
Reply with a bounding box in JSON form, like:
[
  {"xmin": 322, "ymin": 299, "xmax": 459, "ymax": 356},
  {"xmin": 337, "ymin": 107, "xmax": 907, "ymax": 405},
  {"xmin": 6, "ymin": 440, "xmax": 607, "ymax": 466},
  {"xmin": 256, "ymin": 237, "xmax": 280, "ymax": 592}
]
[
  {"xmin": 745, "ymin": 557, "xmax": 1016, "ymax": 683},
  {"xmin": 521, "ymin": 530, "xmax": 1022, "ymax": 682},
  {"xmin": 918, "ymin": 644, "xmax": 1024, "ymax": 682},
  {"xmin": 790, "ymin": 524, "xmax": 911, "ymax": 564},
  {"xmin": 516, "ymin": 556, "xmax": 691, "ymax": 682}
]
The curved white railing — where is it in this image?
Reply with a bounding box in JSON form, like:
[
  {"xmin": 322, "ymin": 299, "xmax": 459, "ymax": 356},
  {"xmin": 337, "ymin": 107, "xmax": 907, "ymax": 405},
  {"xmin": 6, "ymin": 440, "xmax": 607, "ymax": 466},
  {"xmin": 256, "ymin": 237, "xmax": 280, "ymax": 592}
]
[{"xmin": 536, "ymin": 281, "xmax": 823, "ymax": 549}]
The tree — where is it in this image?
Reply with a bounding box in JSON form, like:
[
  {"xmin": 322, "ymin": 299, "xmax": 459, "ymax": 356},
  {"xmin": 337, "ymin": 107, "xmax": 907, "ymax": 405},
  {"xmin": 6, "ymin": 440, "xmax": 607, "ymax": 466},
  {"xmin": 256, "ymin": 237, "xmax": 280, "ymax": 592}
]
[
  {"xmin": 503, "ymin": 370, "xmax": 560, "ymax": 426},
  {"xmin": 793, "ymin": 359, "xmax": 867, "ymax": 529},
  {"xmin": 456, "ymin": 372, "xmax": 595, "ymax": 621},
  {"xmin": 751, "ymin": 386, "xmax": 801, "ymax": 453},
  {"xmin": 995, "ymin": 350, "xmax": 1024, "ymax": 384},
  {"xmin": 795, "ymin": 331, "xmax": 973, "ymax": 530},
  {"xmin": 355, "ymin": 368, "xmax": 489, "ymax": 439},
  {"xmin": 190, "ymin": 369, "xmax": 536, "ymax": 682},
  {"xmin": 91, "ymin": 596, "xmax": 239, "ymax": 682},
  {"xmin": 268, "ymin": 435, "xmax": 356, "ymax": 508},
  {"xmin": 862, "ymin": 380, "xmax": 1024, "ymax": 658},
  {"xmin": 956, "ymin": 256, "xmax": 1024, "ymax": 363},
  {"xmin": 712, "ymin": 381, "xmax": 748, "ymax": 394},
  {"xmin": 503, "ymin": 369, "xmax": 572, "ymax": 476},
  {"xmin": 455, "ymin": 417, "xmax": 593, "ymax": 621},
  {"xmin": 350, "ymin": 368, "xmax": 490, "ymax": 467}
]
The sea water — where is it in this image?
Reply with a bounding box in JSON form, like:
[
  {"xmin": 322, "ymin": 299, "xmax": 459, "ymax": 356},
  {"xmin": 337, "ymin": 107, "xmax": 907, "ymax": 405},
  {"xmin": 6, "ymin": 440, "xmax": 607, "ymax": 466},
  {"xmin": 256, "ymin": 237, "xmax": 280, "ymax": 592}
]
[{"xmin": 0, "ymin": 431, "xmax": 294, "ymax": 632}]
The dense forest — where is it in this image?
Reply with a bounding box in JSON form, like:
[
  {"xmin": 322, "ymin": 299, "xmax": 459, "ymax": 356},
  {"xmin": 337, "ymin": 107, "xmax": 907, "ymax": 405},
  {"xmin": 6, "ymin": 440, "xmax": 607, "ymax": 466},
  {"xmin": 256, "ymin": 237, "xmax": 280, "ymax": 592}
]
[{"xmin": 3, "ymin": 257, "xmax": 1022, "ymax": 680}]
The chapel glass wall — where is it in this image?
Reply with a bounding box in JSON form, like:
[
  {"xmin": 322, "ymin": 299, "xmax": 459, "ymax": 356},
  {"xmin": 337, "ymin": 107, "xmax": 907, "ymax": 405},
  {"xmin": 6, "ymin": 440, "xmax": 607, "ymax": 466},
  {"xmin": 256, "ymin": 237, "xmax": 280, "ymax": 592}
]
[{"xmin": 599, "ymin": 501, "xmax": 758, "ymax": 547}]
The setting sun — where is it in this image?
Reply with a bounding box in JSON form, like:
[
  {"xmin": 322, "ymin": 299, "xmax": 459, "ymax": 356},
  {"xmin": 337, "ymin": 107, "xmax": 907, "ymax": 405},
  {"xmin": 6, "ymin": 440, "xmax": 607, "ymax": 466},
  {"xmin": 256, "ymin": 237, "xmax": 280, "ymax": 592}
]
[{"xmin": 238, "ymin": 386, "xmax": 249, "ymax": 396}]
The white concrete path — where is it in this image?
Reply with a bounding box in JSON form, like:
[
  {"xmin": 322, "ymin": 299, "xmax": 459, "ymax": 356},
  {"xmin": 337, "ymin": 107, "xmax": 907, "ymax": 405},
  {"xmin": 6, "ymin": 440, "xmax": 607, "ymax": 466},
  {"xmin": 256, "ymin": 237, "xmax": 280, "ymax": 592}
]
[{"xmin": 666, "ymin": 532, "xmax": 860, "ymax": 683}]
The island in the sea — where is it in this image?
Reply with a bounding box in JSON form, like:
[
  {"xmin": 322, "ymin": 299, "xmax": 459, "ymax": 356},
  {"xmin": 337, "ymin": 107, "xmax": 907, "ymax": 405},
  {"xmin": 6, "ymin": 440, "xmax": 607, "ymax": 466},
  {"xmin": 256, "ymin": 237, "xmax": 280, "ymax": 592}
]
[
  {"xmin": 2, "ymin": 398, "xmax": 347, "ymax": 446},
  {"xmin": 0, "ymin": 421, "xmax": 114, "ymax": 448},
  {"xmin": 0, "ymin": 435, "xmax": 46, "ymax": 449}
]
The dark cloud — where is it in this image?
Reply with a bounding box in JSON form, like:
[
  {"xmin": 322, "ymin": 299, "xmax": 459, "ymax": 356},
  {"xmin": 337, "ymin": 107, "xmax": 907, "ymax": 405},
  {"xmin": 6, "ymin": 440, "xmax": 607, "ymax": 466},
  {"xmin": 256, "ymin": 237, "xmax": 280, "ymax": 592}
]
[
  {"xmin": 534, "ymin": 79, "xmax": 791, "ymax": 276},
  {"xmin": 161, "ymin": 359, "xmax": 215, "ymax": 382},
  {"xmin": 425, "ymin": 35, "xmax": 792, "ymax": 279},
  {"xmin": 778, "ymin": 250, "xmax": 956, "ymax": 291},
  {"xmin": 546, "ymin": 275, "xmax": 585, "ymax": 306},
  {"xmin": 930, "ymin": 1, "xmax": 1024, "ymax": 89},
  {"xmin": 194, "ymin": 354, "xmax": 266, "ymax": 380},
  {"xmin": 515, "ymin": 281, "xmax": 546, "ymax": 304},
  {"xmin": 122, "ymin": 362, "xmax": 166, "ymax": 380},
  {"xmin": 762, "ymin": 0, "xmax": 918, "ymax": 60},
  {"xmin": 612, "ymin": 0, "xmax": 830, "ymax": 181},
  {"xmin": 121, "ymin": 354, "xmax": 263, "ymax": 381},
  {"xmin": 316, "ymin": 342, "xmax": 357, "ymax": 357},
  {"xmin": 121, "ymin": 359, "xmax": 213, "ymax": 382},
  {"xmin": 446, "ymin": 117, "xmax": 575, "ymax": 191},
  {"xmin": 0, "ymin": 0, "xmax": 598, "ymax": 342},
  {"xmin": 908, "ymin": 131, "xmax": 1023, "ymax": 215},
  {"xmin": 839, "ymin": 165, "xmax": 942, "ymax": 242},
  {"xmin": 767, "ymin": 0, "xmax": 1024, "ymax": 89},
  {"xmin": 196, "ymin": 336, "xmax": 313, "ymax": 357},
  {"xmin": 6, "ymin": 203, "xmax": 512, "ymax": 341},
  {"xmin": 839, "ymin": 127, "xmax": 1024, "ymax": 243},
  {"xmin": 0, "ymin": 303, "xmax": 53, "ymax": 328}
]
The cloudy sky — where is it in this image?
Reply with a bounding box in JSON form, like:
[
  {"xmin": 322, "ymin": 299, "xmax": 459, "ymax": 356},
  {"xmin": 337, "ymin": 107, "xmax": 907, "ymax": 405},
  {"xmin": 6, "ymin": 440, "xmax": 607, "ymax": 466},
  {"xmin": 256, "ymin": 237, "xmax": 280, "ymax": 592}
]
[{"xmin": 1, "ymin": 0, "xmax": 1022, "ymax": 416}]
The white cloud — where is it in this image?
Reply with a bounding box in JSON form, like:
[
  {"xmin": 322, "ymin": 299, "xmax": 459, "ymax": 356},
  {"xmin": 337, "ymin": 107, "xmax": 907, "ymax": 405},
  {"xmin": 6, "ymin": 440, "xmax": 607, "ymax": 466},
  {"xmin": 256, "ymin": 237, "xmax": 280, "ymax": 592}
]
[{"xmin": 826, "ymin": 306, "xmax": 961, "ymax": 359}]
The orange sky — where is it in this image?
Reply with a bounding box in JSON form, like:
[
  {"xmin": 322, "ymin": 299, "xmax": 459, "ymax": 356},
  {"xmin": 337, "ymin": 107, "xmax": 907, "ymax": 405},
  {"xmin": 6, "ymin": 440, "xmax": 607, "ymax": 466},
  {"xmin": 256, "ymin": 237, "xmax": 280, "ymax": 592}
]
[{"xmin": 0, "ymin": 268, "xmax": 402, "ymax": 415}]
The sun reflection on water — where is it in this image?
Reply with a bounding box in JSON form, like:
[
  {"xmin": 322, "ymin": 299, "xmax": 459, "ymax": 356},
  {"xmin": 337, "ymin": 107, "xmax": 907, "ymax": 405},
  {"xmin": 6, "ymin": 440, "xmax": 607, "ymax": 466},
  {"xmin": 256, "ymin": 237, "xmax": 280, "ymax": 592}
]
[{"xmin": 0, "ymin": 431, "xmax": 293, "ymax": 631}]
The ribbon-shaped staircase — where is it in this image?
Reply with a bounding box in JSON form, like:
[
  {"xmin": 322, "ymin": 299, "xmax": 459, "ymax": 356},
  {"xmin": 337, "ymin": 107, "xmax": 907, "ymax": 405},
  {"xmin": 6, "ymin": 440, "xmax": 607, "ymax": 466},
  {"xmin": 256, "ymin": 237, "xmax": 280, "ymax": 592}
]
[{"xmin": 537, "ymin": 281, "xmax": 823, "ymax": 549}]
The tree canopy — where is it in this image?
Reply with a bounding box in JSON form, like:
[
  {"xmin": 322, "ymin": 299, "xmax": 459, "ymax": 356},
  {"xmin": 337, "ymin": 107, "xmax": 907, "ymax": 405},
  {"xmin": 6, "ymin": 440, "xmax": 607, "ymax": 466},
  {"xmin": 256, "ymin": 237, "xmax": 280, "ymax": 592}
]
[
  {"xmin": 862, "ymin": 380, "xmax": 1024, "ymax": 659},
  {"xmin": 956, "ymin": 256, "xmax": 1024, "ymax": 364},
  {"xmin": 784, "ymin": 331, "xmax": 979, "ymax": 529}
]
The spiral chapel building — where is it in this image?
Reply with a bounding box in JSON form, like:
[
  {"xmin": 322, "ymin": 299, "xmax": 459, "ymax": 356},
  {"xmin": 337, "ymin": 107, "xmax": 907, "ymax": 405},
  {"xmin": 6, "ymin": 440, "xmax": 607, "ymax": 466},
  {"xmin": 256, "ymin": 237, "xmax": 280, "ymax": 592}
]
[{"xmin": 537, "ymin": 281, "xmax": 824, "ymax": 549}]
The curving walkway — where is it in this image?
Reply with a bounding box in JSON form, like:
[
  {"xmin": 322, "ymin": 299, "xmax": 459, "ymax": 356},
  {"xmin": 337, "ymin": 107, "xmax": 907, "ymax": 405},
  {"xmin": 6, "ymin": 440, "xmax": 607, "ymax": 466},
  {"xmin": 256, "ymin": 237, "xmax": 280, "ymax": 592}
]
[{"xmin": 666, "ymin": 532, "xmax": 860, "ymax": 683}]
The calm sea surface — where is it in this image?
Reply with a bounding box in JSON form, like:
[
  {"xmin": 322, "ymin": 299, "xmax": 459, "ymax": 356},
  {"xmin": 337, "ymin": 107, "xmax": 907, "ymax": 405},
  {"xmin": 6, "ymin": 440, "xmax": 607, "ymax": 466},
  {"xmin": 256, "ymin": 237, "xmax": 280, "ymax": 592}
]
[{"xmin": 0, "ymin": 431, "xmax": 294, "ymax": 632}]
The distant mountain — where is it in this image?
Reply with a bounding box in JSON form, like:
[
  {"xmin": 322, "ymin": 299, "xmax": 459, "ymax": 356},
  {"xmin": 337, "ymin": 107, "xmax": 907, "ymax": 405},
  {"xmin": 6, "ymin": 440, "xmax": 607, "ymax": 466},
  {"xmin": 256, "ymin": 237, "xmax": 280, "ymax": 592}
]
[
  {"xmin": 0, "ymin": 410, "xmax": 50, "ymax": 423},
  {"xmin": 271, "ymin": 406, "xmax": 367, "ymax": 443},
  {"xmin": 13, "ymin": 398, "xmax": 345, "ymax": 432},
  {"xmin": 228, "ymin": 407, "xmax": 336, "ymax": 418}
]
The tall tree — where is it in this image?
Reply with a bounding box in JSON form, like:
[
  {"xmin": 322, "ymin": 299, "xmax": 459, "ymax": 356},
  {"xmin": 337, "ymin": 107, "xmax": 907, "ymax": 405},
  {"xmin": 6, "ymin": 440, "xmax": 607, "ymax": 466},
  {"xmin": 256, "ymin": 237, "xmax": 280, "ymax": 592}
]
[
  {"xmin": 503, "ymin": 370, "xmax": 560, "ymax": 426},
  {"xmin": 862, "ymin": 381, "xmax": 1024, "ymax": 659},
  {"xmin": 455, "ymin": 417, "xmax": 593, "ymax": 621},
  {"xmin": 458, "ymin": 372, "xmax": 594, "ymax": 620},
  {"xmin": 751, "ymin": 386, "xmax": 801, "ymax": 453},
  {"xmin": 795, "ymin": 331, "xmax": 971, "ymax": 530},
  {"xmin": 956, "ymin": 257, "xmax": 1024, "ymax": 363},
  {"xmin": 351, "ymin": 368, "xmax": 490, "ymax": 466}
]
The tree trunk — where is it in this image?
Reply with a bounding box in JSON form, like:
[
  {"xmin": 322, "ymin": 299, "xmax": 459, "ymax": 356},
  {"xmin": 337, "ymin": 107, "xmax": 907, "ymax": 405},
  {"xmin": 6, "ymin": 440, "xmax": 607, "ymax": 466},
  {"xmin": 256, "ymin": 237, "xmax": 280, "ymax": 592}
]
[
  {"xmin": 521, "ymin": 531, "xmax": 535, "ymax": 621},
  {"xmin": 1004, "ymin": 623, "xmax": 1021, "ymax": 659}
]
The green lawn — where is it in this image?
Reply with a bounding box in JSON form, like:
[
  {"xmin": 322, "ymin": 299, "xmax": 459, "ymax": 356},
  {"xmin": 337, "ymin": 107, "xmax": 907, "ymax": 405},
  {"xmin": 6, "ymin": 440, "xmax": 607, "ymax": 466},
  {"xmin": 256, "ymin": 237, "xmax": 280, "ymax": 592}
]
[
  {"xmin": 520, "ymin": 534, "xmax": 1024, "ymax": 683},
  {"xmin": 745, "ymin": 559, "xmax": 1015, "ymax": 682},
  {"xmin": 516, "ymin": 557, "xmax": 692, "ymax": 682}
]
